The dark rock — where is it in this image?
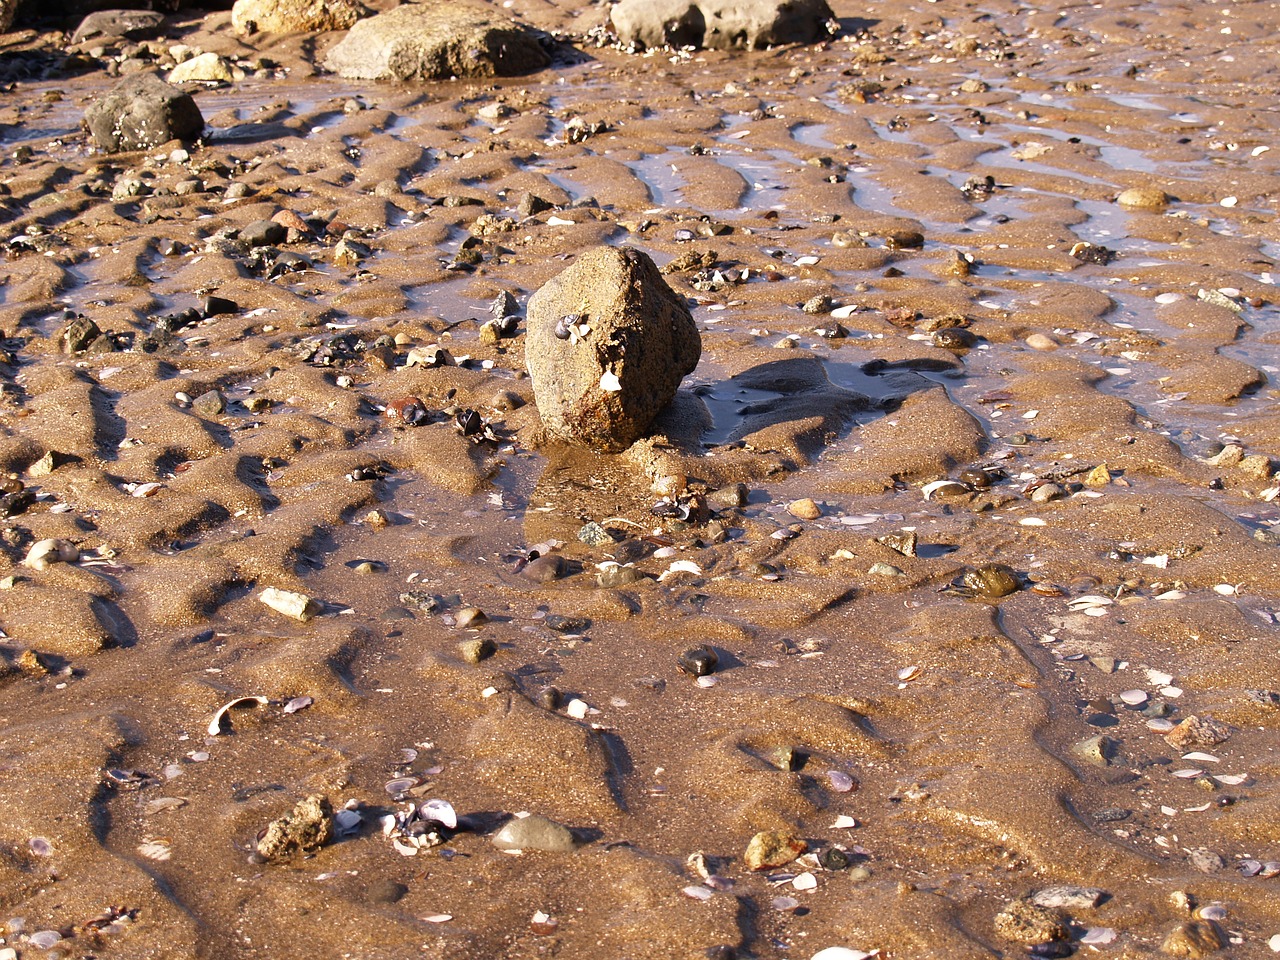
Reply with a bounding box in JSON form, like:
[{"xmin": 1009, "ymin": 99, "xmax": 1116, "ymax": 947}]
[
  {"xmin": 324, "ymin": 3, "xmax": 551, "ymax": 81},
  {"xmin": 192, "ymin": 389, "xmax": 226, "ymax": 417},
  {"xmin": 59, "ymin": 315, "xmax": 102, "ymax": 353},
  {"xmin": 519, "ymin": 193, "xmax": 553, "ymax": 217},
  {"xmin": 240, "ymin": 219, "xmax": 287, "ymax": 249},
  {"xmin": 525, "ymin": 246, "xmax": 701, "ymax": 453},
  {"xmin": 202, "ymin": 295, "xmax": 238, "ymax": 318},
  {"xmin": 71, "ymin": 10, "xmax": 166, "ymax": 44},
  {"xmin": 611, "ymin": 0, "xmax": 835, "ymax": 51},
  {"xmin": 85, "ymin": 73, "xmax": 204, "ymax": 153}
]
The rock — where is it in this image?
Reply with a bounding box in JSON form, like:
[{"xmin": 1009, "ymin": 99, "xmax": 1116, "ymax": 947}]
[
  {"xmin": 232, "ymin": 0, "xmax": 366, "ymax": 35},
  {"xmin": 192, "ymin": 389, "xmax": 226, "ymax": 417},
  {"xmin": 1117, "ymin": 186, "xmax": 1170, "ymax": 211},
  {"xmin": 1073, "ymin": 734, "xmax": 1115, "ymax": 767},
  {"xmin": 744, "ymin": 830, "xmax": 807, "ymax": 870},
  {"xmin": 454, "ymin": 606, "xmax": 487, "ymax": 629},
  {"xmin": 324, "ymin": 3, "xmax": 550, "ymax": 81},
  {"xmin": 1030, "ymin": 886, "xmax": 1106, "ymax": 910},
  {"xmin": 611, "ymin": 0, "xmax": 835, "ymax": 51},
  {"xmin": 1025, "ymin": 333, "xmax": 1058, "ymax": 351},
  {"xmin": 241, "ymin": 219, "xmax": 287, "ymax": 248},
  {"xmin": 491, "ymin": 814, "xmax": 575, "ymax": 852},
  {"xmin": 597, "ymin": 564, "xmax": 647, "ymax": 588},
  {"xmin": 71, "ymin": 10, "xmax": 166, "ymax": 43},
  {"xmin": 1165, "ymin": 715, "xmax": 1231, "ymax": 749},
  {"xmin": 1161, "ymin": 920, "xmax": 1224, "ymax": 958},
  {"xmin": 458, "ymin": 636, "xmax": 495, "ymax": 665},
  {"xmin": 1186, "ymin": 848, "xmax": 1225, "ymax": 873},
  {"xmin": 259, "ymin": 587, "xmax": 321, "ymax": 622},
  {"xmin": 525, "ymin": 246, "xmax": 701, "ymax": 453},
  {"xmin": 578, "ymin": 521, "xmax": 613, "ymax": 546},
  {"xmin": 169, "ymin": 52, "xmax": 235, "ymax": 84},
  {"xmin": 59, "ymin": 315, "xmax": 102, "ymax": 353},
  {"xmin": 256, "ymin": 795, "xmax": 333, "ymax": 862},
  {"xmin": 85, "ymin": 73, "xmax": 204, "ymax": 153},
  {"xmin": 788, "ymin": 497, "xmax": 821, "ymax": 520},
  {"xmin": 1083, "ymin": 464, "xmax": 1112, "ymax": 487},
  {"xmin": 993, "ymin": 899, "xmax": 1068, "ymax": 944},
  {"xmin": 0, "ymin": 0, "xmax": 18, "ymax": 31},
  {"xmin": 1238, "ymin": 453, "xmax": 1274, "ymax": 480},
  {"xmin": 333, "ymin": 237, "xmax": 370, "ymax": 267}
]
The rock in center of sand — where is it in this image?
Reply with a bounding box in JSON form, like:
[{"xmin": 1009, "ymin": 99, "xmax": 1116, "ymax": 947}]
[{"xmin": 525, "ymin": 246, "xmax": 701, "ymax": 453}]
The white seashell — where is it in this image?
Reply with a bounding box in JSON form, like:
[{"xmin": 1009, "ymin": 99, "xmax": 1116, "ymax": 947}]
[
  {"xmin": 1197, "ymin": 905, "xmax": 1227, "ymax": 921},
  {"xmin": 1161, "ymin": 806, "xmax": 1177, "ymax": 816},
  {"xmin": 1154, "ymin": 590, "xmax": 1185, "ymax": 600},
  {"xmin": 1213, "ymin": 773, "xmax": 1248, "ymax": 785},
  {"xmin": 565, "ymin": 698, "xmax": 589, "ymax": 719},
  {"xmin": 828, "ymin": 770, "xmax": 856, "ymax": 793},
  {"xmin": 131, "ymin": 481, "xmax": 165, "ymax": 497},
  {"xmin": 1171, "ymin": 768, "xmax": 1205, "ymax": 778},
  {"xmin": 333, "ymin": 809, "xmax": 363, "ymax": 836},
  {"xmin": 1147, "ymin": 718, "xmax": 1176, "ymax": 732},
  {"xmin": 1022, "ymin": 409, "xmax": 1039, "ymax": 420},
  {"xmin": 138, "ymin": 839, "xmax": 172, "ymax": 861},
  {"xmin": 831, "ymin": 305, "xmax": 859, "ymax": 318},
  {"xmin": 23, "ymin": 538, "xmax": 79, "ymax": 570},
  {"xmin": 1068, "ymin": 595, "xmax": 1113, "ymax": 609},
  {"xmin": 282, "ymin": 696, "xmax": 312, "ymax": 714},
  {"xmin": 1161, "ymin": 685, "xmax": 1183, "ymax": 698},
  {"xmin": 547, "ymin": 215, "xmax": 576, "ymax": 226},
  {"xmin": 1142, "ymin": 554, "xmax": 1170, "ymax": 568},
  {"xmin": 771, "ymin": 896, "xmax": 800, "ymax": 912},
  {"xmin": 897, "ymin": 665, "xmax": 921, "ymax": 682},
  {"xmin": 1183, "ymin": 803, "xmax": 1212, "ymax": 813},
  {"xmin": 682, "ymin": 885, "xmax": 713, "ymax": 901},
  {"xmin": 792, "ymin": 871, "xmax": 818, "ymax": 891},
  {"xmin": 599, "ymin": 371, "xmax": 622, "ymax": 392},
  {"xmin": 1019, "ymin": 517, "xmax": 1047, "ymax": 526},
  {"xmin": 1079, "ymin": 928, "xmax": 1116, "ymax": 945},
  {"xmin": 658, "ymin": 559, "xmax": 703, "ymax": 581},
  {"xmin": 810, "ymin": 948, "xmax": 880, "ymax": 960},
  {"xmin": 1213, "ymin": 583, "xmax": 1238, "ymax": 596},
  {"xmin": 1119, "ymin": 690, "xmax": 1148, "ymax": 706},
  {"xmin": 207, "ymin": 695, "xmax": 269, "ymax": 736},
  {"xmin": 392, "ymin": 838, "xmax": 420, "ymax": 856},
  {"xmin": 1182, "ymin": 752, "xmax": 1220, "ymax": 763},
  {"xmin": 422, "ymin": 914, "xmax": 453, "ymax": 923},
  {"xmin": 1155, "ymin": 292, "xmax": 1183, "ymax": 304},
  {"xmin": 1146, "ymin": 669, "xmax": 1174, "ymax": 685},
  {"xmin": 420, "ymin": 799, "xmax": 457, "ymax": 829},
  {"xmin": 695, "ymin": 676, "xmax": 717, "ymax": 688},
  {"xmin": 1220, "ymin": 196, "xmax": 1238, "ymax": 207},
  {"xmin": 831, "ymin": 815, "xmax": 858, "ymax": 829},
  {"xmin": 794, "ymin": 255, "xmax": 821, "ymax": 266},
  {"xmin": 1269, "ymin": 933, "xmax": 1280, "ymax": 952}
]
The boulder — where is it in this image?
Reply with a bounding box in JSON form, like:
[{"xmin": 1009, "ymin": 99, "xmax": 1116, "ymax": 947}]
[
  {"xmin": 70, "ymin": 10, "xmax": 166, "ymax": 44},
  {"xmin": 231, "ymin": 0, "xmax": 366, "ymax": 35},
  {"xmin": 611, "ymin": 0, "xmax": 835, "ymax": 51},
  {"xmin": 525, "ymin": 246, "xmax": 701, "ymax": 453},
  {"xmin": 84, "ymin": 73, "xmax": 204, "ymax": 153},
  {"xmin": 324, "ymin": 2, "xmax": 550, "ymax": 81}
]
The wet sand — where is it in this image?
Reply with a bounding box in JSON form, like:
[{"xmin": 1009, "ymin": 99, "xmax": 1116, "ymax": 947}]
[{"xmin": 1, "ymin": 1, "xmax": 1280, "ymax": 957}]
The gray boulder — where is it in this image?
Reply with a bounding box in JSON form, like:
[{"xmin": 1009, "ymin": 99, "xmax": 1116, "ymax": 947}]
[
  {"xmin": 526, "ymin": 246, "xmax": 701, "ymax": 453},
  {"xmin": 85, "ymin": 73, "xmax": 203, "ymax": 153},
  {"xmin": 231, "ymin": 0, "xmax": 367, "ymax": 36},
  {"xmin": 611, "ymin": 0, "xmax": 835, "ymax": 51},
  {"xmin": 324, "ymin": 2, "xmax": 550, "ymax": 81},
  {"xmin": 71, "ymin": 10, "xmax": 166, "ymax": 44}
]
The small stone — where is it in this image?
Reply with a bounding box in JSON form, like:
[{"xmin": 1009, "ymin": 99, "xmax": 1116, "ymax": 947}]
[
  {"xmin": 598, "ymin": 564, "xmax": 646, "ymax": 588},
  {"xmin": 1187, "ymin": 848, "xmax": 1226, "ymax": 873},
  {"xmin": 788, "ymin": 498, "xmax": 821, "ymax": 520},
  {"xmin": 1161, "ymin": 920, "xmax": 1224, "ymax": 958},
  {"xmin": 1025, "ymin": 333, "xmax": 1058, "ymax": 351},
  {"xmin": 334, "ymin": 237, "xmax": 370, "ymax": 267},
  {"xmin": 1238, "ymin": 454, "xmax": 1274, "ymax": 480},
  {"xmin": 709, "ymin": 483, "xmax": 748, "ymax": 509},
  {"xmin": 240, "ymin": 219, "xmax": 287, "ymax": 248},
  {"xmin": 259, "ymin": 587, "xmax": 321, "ymax": 622},
  {"xmin": 578, "ymin": 521, "xmax": 613, "ymax": 547},
  {"xmin": 459, "ymin": 636, "xmax": 495, "ymax": 665},
  {"xmin": 1073, "ymin": 734, "xmax": 1115, "ymax": 767},
  {"xmin": 192, "ymin": 389, "xmax": 226, "ymax": 417},
  {"xmin": 744, "ymin": 830, "xmax": 807, "ymax": 871},
  {"xmin": 256, "ymin": 795, "xmax": 333, "ymax": 862},
  {"xmin": 59, "ymin": 315, "xmax": 102, "ymax": 353},
  {"xmin": 28, "ymin": 450, "xmax": 65, "ymax": 477},
  {"xmin": 802, "ymin": 295, "xmax": 833, "ymax": 315},
  {"xmin": 1205, "ymin": 444, "xmax": 1244, "ymax": 467},
  {"xmin": 85, "ymin": 74, "xmax": 204, "ymax": 152},
  {"xmin": 1030, "ymin": 482, "xmax": 1064, "ymax": 503},
  {"xmin": 169, "ymin": 52, "xmax": 235, "ymax": 84},
  {"xmin": 677, "ymin": 646, "xmax": 718, "ymax": 677},
  {"xmin": 491, "ymin": 814, "xmax": 575, "ymax": 853},
  {"xmin": 994, "ymin": 899, "xmax": 1068, "ymax": 945},
  {"xmin": 876, "ymin": 531, "xmax": 917, "ymax": 557},
  {"xmin": 868, "ymin": 562, "xmax": 903, "ymax": 577},
  {"xmin": 1117, "ymin": 186, "xmax": 1170, "ymax": 211},
  {"xmin": 1031, "ymin": 886, "xmax": 1106, "ymax": 910},
  {"xmin": 521, "ymin": 554, "xmax": 564, "ymax": 583},
  {"xmin": 958, "ymin": 78, "xmax": 989, "ymax": 94},
  {"xmin": 1083, "ymin": 464, "xmax": 1112, "ymax": 487},
  {"xmin": 1165, "ymin": 715, "xmax": 1231, "ymax": 750}
]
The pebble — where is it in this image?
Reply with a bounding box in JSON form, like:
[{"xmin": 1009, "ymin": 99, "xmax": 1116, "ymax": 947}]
[
  {"xmin": 454, "ymin": 606, "xmax": 487, "ymax": 629},
  {"xmin": 491, "ymin": 814, "xmax": 576, "ymax": 853},
  {"xmin": 259, "ymin": 587, "xmax": 321, "ymax": 622},
  {"xmin": 993, "ymin": 899, "xmax": 1068, "ymax": 944},
  {"xmin": 744, "ymin": 830, "xmax": 807, "ymax": 871},
  {"xmin": 678, "ymin": 646, "xmax": 718, "ymax": 677},
  {"xmin": 1025, "ymin": 333, "xmax": 1058, "ymax": 351},
  {"xmin": 1030, "ymin": 483, "xmax": 1065, "ymax": 503},
  {"xmin": 1031, "ymin": 886, "xmax": 1105, "ymax": 910},
  {"xmin": 1073, "ymin": 735, "xmax": 1115, "ymax": 767},
  {"xmin": 868, "ymin": 562, "xmax": 903, "ymax": 577},
  {"xmin": 256, "ymin": 795, "xmax": 333, "ymax": 862},
  {"xmin": 458, "ymin": 636, "xmax": 495, "ymax": 665},
  {"xmin": 1161, "ymin": 920, "xmax": 1224, "ymax": 958},
  {"xmin": 788, "ymin": 497, "xmax": 821, "ymax": 520},
  {"xmin": 1117, "ymin": 186, "xmax": 1170, "ymax": 210},
  {"xmin": 192, "ymin": 389, "xmax": 226, "ymax": 417},
  {"xmin": 578, "ymin": 521, "xmax": 613, "ymax": 546}
]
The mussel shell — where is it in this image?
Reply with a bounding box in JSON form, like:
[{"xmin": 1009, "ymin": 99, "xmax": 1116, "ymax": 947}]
[
  {"xmin": 818, "ymin": 847, "xmax": 850, "ymax": 870},
  {"xmin": 678, "ymin": 646, "xmax": 718, "ymax": 677}
]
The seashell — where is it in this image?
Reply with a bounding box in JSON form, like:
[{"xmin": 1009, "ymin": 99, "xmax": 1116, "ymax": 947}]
[
  {"xmin": 1172, "ymin": 768, "xmax": 1205, "ymax": 778},
  {"xmin": 422, "ymin": 914, "xmax": 453, "ymax": 923},
  {"xmin": 682, "ymin": 884, "xmax": 713, "ymax": 901},
  {"xmin": 1182, "ymin": 752, "xmax": 1220, "ymax": 763},
  {"xmin": 385, "ymin": 396, "xmax": 427, "ymax": 426},
  {"xmin": 131, "ymin": 481, "xmax": 164, "ymax": 498},
  {"xmin": 897, "ymin": 665, "xmax": 921, "ymax": 682},
  {"xmin": 831, "ymin": 815, "xmax": 858, "ymax": 829},
  {"xmin": 1213, "ymin": 773, "xmax": 1248, "ymax": 785},
  {"xmin": 384, "ymin": 777, "xmax": 419, "ymax": 796},
  {"xmin": 792, "ymin": 871, "xmax": 818, "ymax": 891},
  {"xmin": 678, "ymin": 646, "xmax": 718, "ymax": 677},
  {"xmin": 565, "ymin": 698, "xmax": 590, "ymax": 719},
  {"xmin": 23, "ymin": 538, "xmax": 79, "ymax": 570},
  {"xmin": 419, "ymin": 799, "xmax": 457, "ymax": 830},
  {"xmin": 392, "ymin": 838, "xmax": 419, "ymax": 857},
  {"xmin": 1079, "ymin": 928, "xmax": 1116, "ymax": 945},
  {"xmin": 1119, "ymin": 690, "xmax": 1149, "ymax": 706},
  {"xmin": 207, "ymin": 695, "xmax": 269, "ymax": 736},
  {"xmin": 809, "ymin": 950, "xmax": 879, "ymax": 960},
  {"xmin": 28, "ymin": 931, "xmax": 62, "ymax": 949},
  {"xmin": 771, "ymin": 896, "xmax": 800, "ymax": 912},
  {"xmin": 599, "ymin": 371, "xmax": 622, "ymax": 392},
  {"xmin": 137, "ymin": 839, "xmax": 171, "ymax": 861},
  {"xmin": 530, "ymin": 911, "xmax": 559, "ymax": 935},
  {"xmin": 554, "ymin": 314, "xmax": 579, "ymax": 340},
  {"xmin": 1196, "ymin": 905, "xmax": 1228, "ymax": 922},
  {"xmin": 333, "ymin": 809, "xmax": 363, "ymax": 836},
  {"xmin": 921, "ymin": 479, "xmax": 968, "ymax": 500},
  {"xmin": 28, "ymin": 837, "xmax": 53, "ymax": 857},
  {"xmin": 282, "ymin": 696, "xmax": 313, "ymax": 714},
  {"xmin": 827, "ymin": 770, "xmax": 856, "ymax": 793},
  {"xmin": 658, "ymin": 559, "xmax": 702, "ymax": 581}
]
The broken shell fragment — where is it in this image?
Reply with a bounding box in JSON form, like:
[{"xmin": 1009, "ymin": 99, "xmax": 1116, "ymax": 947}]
[
  {"xmin": 23, "ymin": 538, "xmax": 79, "ymax": 570},
  {"xmin": 208, "ymin": 695, "xmax": 270, "ymax": 736}
]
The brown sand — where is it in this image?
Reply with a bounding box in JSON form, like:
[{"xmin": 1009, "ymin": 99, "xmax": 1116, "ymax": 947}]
[{"xmin": 1, "ymin": 1, "xmax": 1279, "ymax": 957}]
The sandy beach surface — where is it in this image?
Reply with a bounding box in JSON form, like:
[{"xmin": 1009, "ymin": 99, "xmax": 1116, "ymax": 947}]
[{"xmin": 1, "ymin": 0, "xmax": 1279, "ymax": 957}]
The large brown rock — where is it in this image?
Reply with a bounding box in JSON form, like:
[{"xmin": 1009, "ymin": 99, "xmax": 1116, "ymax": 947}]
[
  {"xmin": 231, "ymin": 0, "xmax": 366, "ymax": 36},
  {"xmin": 84, "ymin": 73, "xmax": 203, "ymax": 153},
  {"xmin": 611, "ymin": 0, "xmax": 834, "ymax": 51},
  {"xmin": 526, "ymin": 247, "xmax": 701, "ymax": 453},
  {"xmin": 324, "ymin": 2, "xmax": 550, "ymax": 81}
]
